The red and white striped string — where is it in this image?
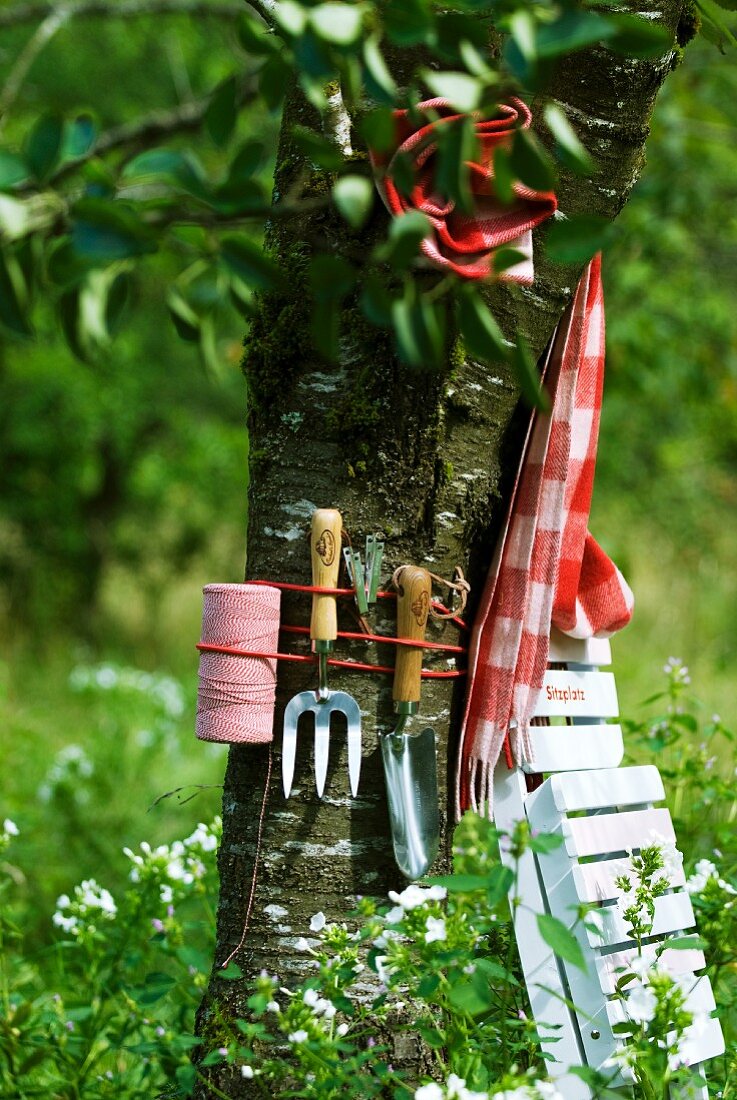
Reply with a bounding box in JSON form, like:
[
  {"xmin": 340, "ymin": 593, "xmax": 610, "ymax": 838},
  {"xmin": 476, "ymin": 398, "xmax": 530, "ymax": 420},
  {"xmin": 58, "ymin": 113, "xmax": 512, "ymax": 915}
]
[{"xmin": 197, "ymin": 583, "xmax": 281, "ymax": 745}]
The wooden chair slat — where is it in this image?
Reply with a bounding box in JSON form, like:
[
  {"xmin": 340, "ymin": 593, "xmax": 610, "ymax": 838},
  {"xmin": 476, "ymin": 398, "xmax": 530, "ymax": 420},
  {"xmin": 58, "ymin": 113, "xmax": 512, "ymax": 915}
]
[
  {"xmin": 548, "ymin": 630, "xmax": 613, "ymax": 666},
  {"xmin": 588, "ymin": 891, "xmax": 695, "ymax": 949},
  {"xmin": 562, "ymin": 807, "xmax": 675, "ymax": 858},
  {"xmin": 573, "ymin": 854, "xmax": 686, "ymax": 903},
  {"xmin": 533, "ymin": 669, "xmax": 619, "ymax": 719},
  {"xmin": 522, "ymin": 724, "xmax": 624, "ymax": 774},
  {"xmin": 595, "ymin": 940, "xmax": 706, "ymax": 995},
  {"xmin": 550, "ymin": 765, "xmax": 664, "ymax": 813}
]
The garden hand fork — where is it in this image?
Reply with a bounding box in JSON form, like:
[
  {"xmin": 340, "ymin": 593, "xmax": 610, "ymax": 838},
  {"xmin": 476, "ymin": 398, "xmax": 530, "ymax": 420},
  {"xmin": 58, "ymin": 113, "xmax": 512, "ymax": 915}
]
[{"xmin": 282, "ymin": 508, "xmax": 362, "ymax": 799}]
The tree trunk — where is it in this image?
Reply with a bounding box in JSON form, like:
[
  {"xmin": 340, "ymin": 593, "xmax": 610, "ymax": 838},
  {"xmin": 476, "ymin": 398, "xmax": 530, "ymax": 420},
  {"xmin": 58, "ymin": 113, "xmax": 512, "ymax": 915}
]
[{"xmin": 195, "ymin": 3, "xmax": 692, "ymax": 1092}]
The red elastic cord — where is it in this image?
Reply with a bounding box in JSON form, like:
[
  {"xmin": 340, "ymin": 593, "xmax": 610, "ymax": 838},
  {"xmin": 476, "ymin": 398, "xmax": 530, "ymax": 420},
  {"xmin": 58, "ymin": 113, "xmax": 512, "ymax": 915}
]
[
  {"xmin": 250, "ymin": 579, "xmax": 468, "ymax": 631},
  {"xmin": 196, "ymin": 642, "xmax": 465, "ymax": 679},
  {"xmin": 280, "ymin": 624, "xmax": 465, "ymax": 655}
]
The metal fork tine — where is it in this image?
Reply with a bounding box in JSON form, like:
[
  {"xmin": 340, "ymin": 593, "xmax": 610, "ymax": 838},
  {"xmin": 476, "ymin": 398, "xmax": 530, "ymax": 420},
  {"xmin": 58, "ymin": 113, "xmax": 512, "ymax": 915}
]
[
  {"xmin": 340, "ymin": 696, "xmax": 363, "ymax": 797},
  {"xmin": 314, "ymin": 711, "xmax": 330, "ymax": 797},
  {"xmin": 282, "ymin": 694, "xmax": 304, "ymax": 798}
]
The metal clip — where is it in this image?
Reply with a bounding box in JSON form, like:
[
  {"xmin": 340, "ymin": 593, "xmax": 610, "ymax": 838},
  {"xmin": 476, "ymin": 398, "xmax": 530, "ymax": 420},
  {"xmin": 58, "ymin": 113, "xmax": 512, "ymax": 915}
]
[
  {"xmin": 343, "ymin": 546, "xmax": 369, "ymax": 615},
  {"xmin": 365, "ymin": 535, "xmax": 385, "ymax": 605}
]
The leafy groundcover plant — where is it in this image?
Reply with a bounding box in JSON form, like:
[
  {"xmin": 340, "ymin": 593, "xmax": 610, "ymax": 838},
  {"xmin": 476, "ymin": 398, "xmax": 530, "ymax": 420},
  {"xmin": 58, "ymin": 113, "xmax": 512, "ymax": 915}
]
[{"xmin": 1, "ymin": 661, "xmax": 735, "ymax": 1098}]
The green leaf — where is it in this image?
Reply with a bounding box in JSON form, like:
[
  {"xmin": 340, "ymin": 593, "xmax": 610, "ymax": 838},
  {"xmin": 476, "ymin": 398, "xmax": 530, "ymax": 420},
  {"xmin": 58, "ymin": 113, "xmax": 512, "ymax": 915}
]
[
  {"xmin": 333, "ymin": 175, "xmax": 374, "ymax": 229},
  {"xmin": 608, "ymin": 14, "xmax": 673, "ymax": 58},
  {"xmin": 237, "ymin": 12, "xmax": 280, "ymax": 54},
  {"xmin": 529, "ymin": 832, "xmax": 565, "ymax": 854},
  {"xmin": 122, "ymin": 149, "xmax": 207, "ymax": 197},
  {"xmin": 417, "ymin": 974, "xmax": 441, "ymax": 999},
  {"xmin": 384, "ymin": 0, "xmax": 433, "ymax": 45},
  {"xmin": 545, "ymin": 215, "xmax": 616, "ymax": 265},
  {"xmin": 513, "ymin": 335, "xmax": 549, "ymax": 411},
  {"xmin": 378, "ymin": 210, "xmax": 429, "ymax": 270},
  {"xmin": 63, "ymin": 113, "xmax": 97, "ymax": 159},
  {"xmin": 457, "ymin": 286, "xmax": 508, "ymax": 363},
  {"xmin": 105, "ymin": 271, "xmax": 130, "ymax": 336},
  {"xmin": 428, "ymin": 873, "xmax": 494, "ymax": 892},
  {"xmin": 309, "ymin": 254, "xmax": 356, "ymax": 360},
  {"xmin": 544, "ymin": 103, "xmax": 594, "ymax": 175},
  {"xmin": 47, "ymin": 239, "xmax": 95, "ymax": 288},
  {"xmin": 391, "ymin": 284, "xmax": 445, "ymax": 368},
  {"xmin": 474, "ymin": 957, "xmax": 520, "ymax": 985},
  {"xmin": 0, "ymin": 149, "xmax": 28, "ymax": 190},
  {"xmin": 485, "ymin": 863, "xmax": 514, "ymax": 905},
  {"xmin": 273, "ymin": 0, "xmax": 307, "ymax": 36},
  {"xmin": 510, "ymin": 128, "xmax": 557, "ymax": 193},
  {"xmin": 220, "ymin": 235, "xmax": 283, "ymax": 291},
  {"xmin": 291, "ymin": 125, "xmax": 345, "ymax": 170},
  {"xmin": 205, "ymin": 75, "xmax": 238, "ymax": 148},
  {"xmin": 435, "ymin": 115, "xmax": 476, "ymax": 214},
  {"xmin": 537, "ymin": 914, "xmax": 587, "ymax": 972},
  {"xmin": 660, "ymin": 935, "xmax": 708, "ymax": 950},
  {"xmin": 0, "ymin": 194, "xmax": 31, "ymax": 241},
  {"xmin": 492, "ymin": 247, "xmax": 528, "ymax": 274},
  {"xmin": 536, "ymin": 11, "xmax": 616, "ymax": 58},
  {"xmin": 423, "ymin": 71, "xmax": 481, "ymax": 113},
  {"xmin": 260, "ymin": 54, "xmax": 291, "ymax": 111},
  {"xmin": 360, "ymin": 109, "xmax": 396, "ymax": 158},
  {"xmin": 167, "ymin": 286, "xmax": 201, "ymax": 342},
  {"xmin": 363, "ymin": 38, "xmax": 398, "ymax": 105},
  {"xmin": 130, "ymin": 972, "xmax": 177, "ymax": 1005},
  {"xmin": 72, "ymin": 198, "xmax": 157, "ymax": 261},
  {"xmin": 510, "ymin": 9, "xmax": 537, "ymax": 60},
  {"xmin": 492, "ymin": 145, "xmax": 514, "ymax": 205},
  {"xmin": 25, "ymin": 112, "xmax": 64, "ymax": 183},
  {"xmin": 0, "ymin": 249, "xmax": 32, "ymax": 337},
  {"xmin": 219, "ymin": 962, "xmax": 243, "ymax": 980},
  {"xmin": 416, "ymin": 1021, "xmax": 444, "ymax": 1045},
  {"xmin": 696, "ymin": 0, "xmax": 737, "ymax": 48},
  {"xmin": 310, "ymin": 2, "xmax": 364, "ymax": 45},
  {"xmin": 359, "ymin": 273, "xmax": 392, "ymax": 326},
  {"xmin": 448, "ymin": 972, "xmax": 494, "ymax": 1015}
]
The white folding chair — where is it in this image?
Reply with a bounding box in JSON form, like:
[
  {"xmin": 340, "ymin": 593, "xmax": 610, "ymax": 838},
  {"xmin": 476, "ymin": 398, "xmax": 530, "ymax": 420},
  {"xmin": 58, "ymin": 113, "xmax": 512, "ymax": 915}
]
[{"xmin": 492, "ymin": 629, "xmax": 724, "ymax": 1099}]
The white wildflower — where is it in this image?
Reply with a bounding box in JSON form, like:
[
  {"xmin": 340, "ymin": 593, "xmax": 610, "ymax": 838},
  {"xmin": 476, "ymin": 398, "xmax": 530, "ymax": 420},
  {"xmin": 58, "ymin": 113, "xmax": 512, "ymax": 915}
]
[
  {"xmin": 625, "ymin": 980, "xmax": 657, "ymax": 1025},
  {"xmin": 288, "ymin": 1029, "xmax": 308, "ymax": 1044},
  {"xmin": 309, "ymin": 911, "xmax": 326, "ymax": 932},
  {"xmin": 3, "ymin": 818, "xmax": 19, "ymax": 837},
  {"xmin": 336, "ymin": 1022, "xmax": 349, "ymax": 1036},
  {"xmin": 424, "ymin": 916, "xmax": 447, "ymax": 944},
  {"xmin": 303, "ymin": 989, "xmax": 319, "ymax": 1008},
  {"xmin": 415, "ymin": 1085, "xmax": 444, "ymax": 1100},
  {"xmin": 388, "ymin": 883, "xmax": 447, "ymax": 911},
  {"xmin": 241, "ymin": 1065, "xmax": 254, "ymax": 1078},
  {"xmin": 384, "ymin": 905, "xmax": 405, "ymax": 924},
  {"xmin": 266, "ymin": 1000, "xmax": 280, "ymax": 1013}
]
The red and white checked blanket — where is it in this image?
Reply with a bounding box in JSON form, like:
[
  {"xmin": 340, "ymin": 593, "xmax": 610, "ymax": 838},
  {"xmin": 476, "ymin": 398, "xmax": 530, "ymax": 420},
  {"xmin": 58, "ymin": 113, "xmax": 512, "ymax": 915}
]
[{"xmin": 455, "ymin": 255, "xmax": 634, "ymax": 818}]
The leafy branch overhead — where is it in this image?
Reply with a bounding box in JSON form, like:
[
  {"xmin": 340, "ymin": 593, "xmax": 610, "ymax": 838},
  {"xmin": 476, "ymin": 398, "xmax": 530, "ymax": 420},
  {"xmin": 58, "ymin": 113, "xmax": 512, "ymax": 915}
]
[{"xmin": 0, "ymin": 0, "xmax": 730, "ymax": 390}]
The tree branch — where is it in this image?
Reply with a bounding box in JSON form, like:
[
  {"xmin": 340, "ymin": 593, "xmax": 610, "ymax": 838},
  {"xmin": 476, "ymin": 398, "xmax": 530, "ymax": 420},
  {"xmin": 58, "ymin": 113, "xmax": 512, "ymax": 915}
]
[
  {"xmin": 0, "ymin": 6, "xmax": 70, "ymax": 132},
  {"xmin": 0, "ymin": 0, "xmax": 251, "ymax": 29}
]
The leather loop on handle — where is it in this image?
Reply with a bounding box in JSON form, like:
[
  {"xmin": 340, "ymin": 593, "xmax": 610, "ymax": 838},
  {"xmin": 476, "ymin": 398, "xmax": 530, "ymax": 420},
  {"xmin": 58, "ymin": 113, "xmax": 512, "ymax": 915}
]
[
  {"xmin": 393, "ymin": 566, "xmax": 431, "ymax": 705},
  {"xmin": 309, "ymin": 508, "xmax": 343, "ymax": 643}
]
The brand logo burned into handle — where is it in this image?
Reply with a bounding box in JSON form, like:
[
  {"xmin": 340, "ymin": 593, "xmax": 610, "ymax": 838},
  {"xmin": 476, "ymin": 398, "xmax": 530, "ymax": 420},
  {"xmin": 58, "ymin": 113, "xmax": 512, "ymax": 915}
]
[
  {"xmin": 315, "ymin": 529, "xmax": 336, "ymax": 567},
  {"xmin": 411, "ymin": 589, "xmax": 429, "ymax": 627}
]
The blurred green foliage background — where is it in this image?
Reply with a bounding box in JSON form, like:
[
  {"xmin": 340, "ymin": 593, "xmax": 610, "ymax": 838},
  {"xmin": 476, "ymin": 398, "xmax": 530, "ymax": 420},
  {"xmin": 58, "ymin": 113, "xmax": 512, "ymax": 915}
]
[{"xmin": 0, "ymin": 9, "xmax": 734, "ymax": 943}]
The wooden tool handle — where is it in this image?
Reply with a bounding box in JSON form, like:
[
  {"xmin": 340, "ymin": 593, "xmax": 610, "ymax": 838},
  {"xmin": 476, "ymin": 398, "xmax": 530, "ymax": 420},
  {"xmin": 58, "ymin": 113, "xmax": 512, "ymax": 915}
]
[
  {"xmin": 393, "ymin": 566, "xmax": 431, "ymax": 705},
  {"xmin": 309, "ymin": 508, "xmax": 343, "ymax": 643}
]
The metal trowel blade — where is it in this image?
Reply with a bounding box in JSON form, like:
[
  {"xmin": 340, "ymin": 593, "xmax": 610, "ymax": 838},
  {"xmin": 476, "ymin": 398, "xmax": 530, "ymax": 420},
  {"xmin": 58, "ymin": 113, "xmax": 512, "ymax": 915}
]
[{"xmin": 380, "ymin": 726, "xmax": 440, "ymax": 881}]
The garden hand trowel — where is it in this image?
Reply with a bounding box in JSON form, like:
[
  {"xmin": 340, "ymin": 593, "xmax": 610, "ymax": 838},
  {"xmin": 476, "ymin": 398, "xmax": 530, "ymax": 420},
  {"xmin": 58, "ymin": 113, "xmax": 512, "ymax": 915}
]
[{"xmin": 380, "ymin": 566, "xmax": 440, "ymax": 881}]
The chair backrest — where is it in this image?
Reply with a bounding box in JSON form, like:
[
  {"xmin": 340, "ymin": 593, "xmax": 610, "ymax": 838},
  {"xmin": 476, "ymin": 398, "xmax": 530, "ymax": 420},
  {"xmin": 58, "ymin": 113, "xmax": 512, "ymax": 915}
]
[{"xmin": 513, "ymin": 629, "xmax": 724, "ymax": 1090}]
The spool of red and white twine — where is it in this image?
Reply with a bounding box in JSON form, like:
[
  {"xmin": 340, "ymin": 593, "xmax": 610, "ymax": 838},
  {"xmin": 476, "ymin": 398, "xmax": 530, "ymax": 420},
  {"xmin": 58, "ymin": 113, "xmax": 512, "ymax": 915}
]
[{"xmin": 196, "ymin": 583, "xmax": 281, "ymax": 744}]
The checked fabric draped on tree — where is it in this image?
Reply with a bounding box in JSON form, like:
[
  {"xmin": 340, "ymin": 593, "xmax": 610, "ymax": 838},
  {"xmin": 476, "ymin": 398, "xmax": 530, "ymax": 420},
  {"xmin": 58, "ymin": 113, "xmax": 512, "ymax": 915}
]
[
  {"xmin": 456, "ymin": 256, "xmax": 634, "ymax": 817},
  {"xmin": 368, "ymin": 98, "xmax": 634, "ymax": 817}
]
